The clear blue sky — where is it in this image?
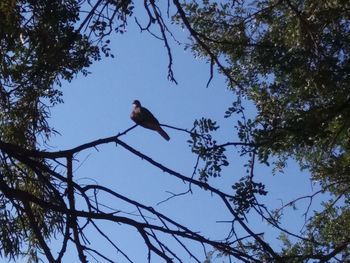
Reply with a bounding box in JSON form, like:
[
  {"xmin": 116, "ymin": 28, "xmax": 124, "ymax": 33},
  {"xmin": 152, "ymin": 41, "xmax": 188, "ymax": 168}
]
[{"xmin": 3, "ymin": 3, "xmax": 324, "ymax": 263}]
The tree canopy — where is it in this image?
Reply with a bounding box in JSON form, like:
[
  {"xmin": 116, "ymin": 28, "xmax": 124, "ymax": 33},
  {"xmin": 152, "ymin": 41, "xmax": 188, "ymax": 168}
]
[
  {"xmin": 181, "ymin": 0, "xmax": 350, "ymax": 260},
  {"xmin": 0, "ymin": 0, "xmax": 349, "ymax": 262}
]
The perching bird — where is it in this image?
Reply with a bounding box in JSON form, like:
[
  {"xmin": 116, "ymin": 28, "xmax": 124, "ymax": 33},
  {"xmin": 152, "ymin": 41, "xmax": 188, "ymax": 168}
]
[{"xmin": 130, "ymin": 100, "xmax": 170, "ymax": 141}]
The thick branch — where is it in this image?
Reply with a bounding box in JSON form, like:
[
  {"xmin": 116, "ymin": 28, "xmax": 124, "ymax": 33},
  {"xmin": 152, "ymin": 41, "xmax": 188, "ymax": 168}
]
[
  {"xmin": 67, "ymin": 155, "xmax": 87, "ymax": 263},
  {"xmin": 0, "ymin": 125, "xmax": 137, "ymax": 159}
]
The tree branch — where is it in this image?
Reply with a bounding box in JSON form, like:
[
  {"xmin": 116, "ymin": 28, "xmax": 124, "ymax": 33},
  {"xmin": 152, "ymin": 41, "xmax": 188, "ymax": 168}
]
[{"xmin": 67, "ymin": 155, "xmax": 87, "ymax": 263}]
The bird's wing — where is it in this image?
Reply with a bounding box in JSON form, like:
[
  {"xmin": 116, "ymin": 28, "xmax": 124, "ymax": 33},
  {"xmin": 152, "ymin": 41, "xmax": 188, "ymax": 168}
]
[
  {"xmin": 131, "ymin": 105, "xmax": 170, "ymax": 140},
  {"xmin": 141, "ymin": 107, "xmax": 159, "ymax": 125}
]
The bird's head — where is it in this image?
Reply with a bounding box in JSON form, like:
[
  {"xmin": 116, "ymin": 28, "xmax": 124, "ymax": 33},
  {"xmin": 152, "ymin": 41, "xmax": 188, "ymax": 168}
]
[{"xmin": 132, "ymin": 100, "xmax": 141, "ymax": 107}]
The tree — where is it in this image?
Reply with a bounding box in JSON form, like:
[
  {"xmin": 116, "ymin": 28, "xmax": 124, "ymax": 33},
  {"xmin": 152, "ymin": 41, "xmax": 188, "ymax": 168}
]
[
  {"xmin": 0, "ymin": 0, "xmax": 349, "ymax": 262},
  {"xmin": 175, "ymin": 0, "xmax": 350, "ymax": 261}
]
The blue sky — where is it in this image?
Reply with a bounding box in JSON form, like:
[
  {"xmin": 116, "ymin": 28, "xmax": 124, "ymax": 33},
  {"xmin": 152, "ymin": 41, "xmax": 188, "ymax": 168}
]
[{"xmin": 3, "ymin": 3, "xmax": 324, "ymax": 263}]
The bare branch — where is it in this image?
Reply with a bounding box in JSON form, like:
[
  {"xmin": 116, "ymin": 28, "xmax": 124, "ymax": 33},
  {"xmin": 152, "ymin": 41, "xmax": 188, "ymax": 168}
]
[{"xmin": 67, "ymin": 155, "xmax": 87, "ymax": 263}]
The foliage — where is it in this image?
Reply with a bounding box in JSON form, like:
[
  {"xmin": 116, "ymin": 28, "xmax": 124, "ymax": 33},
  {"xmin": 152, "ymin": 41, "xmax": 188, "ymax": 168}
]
[
  {"xmin": 188, "ymin": 118, "xmax": 229, "ymax": 181},
  {"xmin": 1, "ymin": 0, "xmax": 98, "ymax": 145},
  {"xmin": 177, "ymin": 0, "xmax": 350, "ymax": 261},
  {"xmin": 0, "ymin": 0, "xmax": 133, "ymax": 261},
  {"xmin": 0, "ymin": 0, "xmax": 349, "ymax": 262},
  {"xmin": 179, "ymin": 0, "xmax": 350, "ymax": 180}
]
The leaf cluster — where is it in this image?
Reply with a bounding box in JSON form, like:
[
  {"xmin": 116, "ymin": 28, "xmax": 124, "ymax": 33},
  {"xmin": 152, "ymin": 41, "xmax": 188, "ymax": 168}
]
[
  {"xmin": 231, "ymin": 176, "xmax": 267, "ymax": 216},
  {"xmin": 188, "ymin": 118, "xmax": 229, "ymax": 182}
]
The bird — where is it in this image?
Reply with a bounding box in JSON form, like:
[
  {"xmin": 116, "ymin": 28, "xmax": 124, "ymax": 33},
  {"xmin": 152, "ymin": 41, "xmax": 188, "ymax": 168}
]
[{"xmin": 130, "ymin": 100, "xmax": 170, "ymax": 141}]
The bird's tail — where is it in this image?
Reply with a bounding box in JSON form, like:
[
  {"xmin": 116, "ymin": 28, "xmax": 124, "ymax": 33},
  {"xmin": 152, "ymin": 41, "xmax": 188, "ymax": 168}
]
[{"xmin": 158, "ymin": 127, "xmax": 170, "ymax": 141}]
